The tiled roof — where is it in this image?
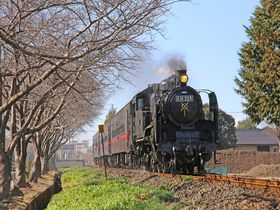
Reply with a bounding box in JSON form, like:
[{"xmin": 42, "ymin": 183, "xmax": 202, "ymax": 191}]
[{"xmin": 236, "ymin": 128, "xmax": 279, "ymax": 145}]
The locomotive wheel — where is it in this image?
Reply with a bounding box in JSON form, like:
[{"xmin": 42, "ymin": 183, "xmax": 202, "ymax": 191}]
[
  {"xmin": 186, "ymin": 164, "xmax": 194, "ymax": 174},
  {"xmin": 162, "ymin": 163, "xmax": 169, "ymax": 173},
  {"xmin": 150, "ymin": 154, "xmax": 161, "ymax": 173},
  {"xmin": 170, "ymin": 161, "xmax": 176, "ymax": 175},
  {"xmin": 198, "ymin": 158, "xmax": 205, "ymax": 174},
  {"xmin": 156, "ymin": 164, "xmax": 161, "ymax": 173},
  {"xmin": 150, "ymin": 158, "xmax": 156, "ymax": 172}
]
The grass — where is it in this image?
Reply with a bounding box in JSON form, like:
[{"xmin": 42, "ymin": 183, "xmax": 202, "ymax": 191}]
[
  {"xmin": 46, "ymin": 167, "xmax": 176, "ymax": 210},
  {"xmin": 180, "ymin": 176, "xmax": 192, "ymax": 182}
]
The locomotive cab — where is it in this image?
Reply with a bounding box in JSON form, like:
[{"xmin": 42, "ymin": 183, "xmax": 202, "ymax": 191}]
[{"xmin": 132, "ymin": 87, "xmax": 153, "ymax": 141}]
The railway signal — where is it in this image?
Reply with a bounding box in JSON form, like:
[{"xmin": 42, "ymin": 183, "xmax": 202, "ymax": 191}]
[{"xmin": 98, "ymin": 124, "xmax": 104, "ymax": 133}]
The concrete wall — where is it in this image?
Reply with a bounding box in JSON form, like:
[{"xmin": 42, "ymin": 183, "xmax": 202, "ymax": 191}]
[{"xmin": 206, "ymin": 150, "xmax": 280, "ymax": 173}]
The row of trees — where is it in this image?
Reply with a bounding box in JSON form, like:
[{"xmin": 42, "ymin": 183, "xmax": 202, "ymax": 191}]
[{"xmin": 0, "ymin": 0, "xmax": 186, "ymax": 200}]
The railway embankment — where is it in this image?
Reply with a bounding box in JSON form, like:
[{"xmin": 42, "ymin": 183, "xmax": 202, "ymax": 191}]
[
  {"xmin": 109, "ymin": 167, "xmax": 280, "ymax": 209},
  {"xmin": 1, "ymin": 171, "xmax": 61, "ymax": 210}
]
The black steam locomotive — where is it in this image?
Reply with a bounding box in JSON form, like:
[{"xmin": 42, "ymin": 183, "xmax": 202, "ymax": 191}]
[{"xmin": 93, "ymin": 69, "xmax": 218, "ymax": 174}]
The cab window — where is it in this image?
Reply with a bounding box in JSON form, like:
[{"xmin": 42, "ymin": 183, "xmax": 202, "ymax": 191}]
[{"xmin": 137, "ymin": 98, "xmax": 144, "ymax": 110}]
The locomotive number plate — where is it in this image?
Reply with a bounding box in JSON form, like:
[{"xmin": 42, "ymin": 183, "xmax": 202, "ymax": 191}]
[{"xmin": 175, "ymin": 95, "xmax": 194, "ymax": 103}]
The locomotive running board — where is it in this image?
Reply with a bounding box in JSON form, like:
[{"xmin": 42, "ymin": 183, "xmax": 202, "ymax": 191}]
[{"xmin": 136, "ymin": 138, "xmax": 144, "ymax": 142}]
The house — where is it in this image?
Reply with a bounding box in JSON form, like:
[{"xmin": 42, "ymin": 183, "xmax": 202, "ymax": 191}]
[{"xmin": 235, "ymin": 128, "xmax": 279, "ymax": 152}]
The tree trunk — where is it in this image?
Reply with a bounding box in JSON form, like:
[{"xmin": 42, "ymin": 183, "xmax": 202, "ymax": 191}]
[
  {"xmin": 29, "ymin": 154, "xmax": 41, "ymax": 183},
  {"xmin": 29, "ymin": 134, "xmax": 43, "ymax": 183},
  {"xmin": 0, "ymin": 57, "xmax": 11, "ymax": 200},
  {"xmin": 0, "ymin": 152, "xmax": 12, "ymax": 200},
  {"xmin": 48, "ymin": 155, "xmax": 57, "ymax": 171},
  {"xmin": 14, "ymin": 139, "xmax": 28, "ymax": 187},
  {"xmin": 41, "ymin": 155, "xmax": 49, "ymax": 175}
]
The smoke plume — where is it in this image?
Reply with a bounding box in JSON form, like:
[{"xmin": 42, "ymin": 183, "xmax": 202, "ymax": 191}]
[
  {"xmin": 155, "ymin": 55, "xmax": 187, "ymax": 78},
  {"xmin": 167, "ymin": 57, "xmax": 187, "ymax": 71}
]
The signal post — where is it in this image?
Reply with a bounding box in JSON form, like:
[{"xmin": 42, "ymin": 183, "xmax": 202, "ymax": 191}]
[{"xmin": 98, "ymin": 124, "xmax": 107, "ymax": 180}]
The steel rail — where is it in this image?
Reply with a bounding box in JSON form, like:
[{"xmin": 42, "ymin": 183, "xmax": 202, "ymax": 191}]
[
  {"xmin": 198, "ymin": 174, "xmax": 280, "ymax": 193},
  {"xmin": 153, "ymin": 172, "xmax": 280, "ymax": 193}
]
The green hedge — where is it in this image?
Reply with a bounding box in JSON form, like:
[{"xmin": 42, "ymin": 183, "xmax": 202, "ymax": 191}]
[{"xmin": 46, "ymin": 167, "xmax": 175, "ymax": 210}]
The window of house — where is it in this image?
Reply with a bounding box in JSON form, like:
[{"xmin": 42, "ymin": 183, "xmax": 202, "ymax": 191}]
[
  {"xmin": 257, "ymin": 145, "xmax": 270, "ymax": 152},
  {"xmin": 272, "ymin": 147, "xmax": 279, "ymax": 152}
]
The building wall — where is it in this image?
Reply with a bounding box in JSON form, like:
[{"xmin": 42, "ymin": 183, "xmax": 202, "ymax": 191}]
[{"xmin": 235, "ymin": 145, "xmax": 256, "ymax": 151}]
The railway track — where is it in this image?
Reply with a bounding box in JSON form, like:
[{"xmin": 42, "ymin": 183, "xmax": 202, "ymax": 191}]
[{"xmin": 153, "ymin": 172, "xmax": 280, "ymax": 193}]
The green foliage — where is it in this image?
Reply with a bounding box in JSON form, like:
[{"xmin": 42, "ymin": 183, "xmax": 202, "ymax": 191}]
[
  {"xmin": 235, "ymin": 0, "xmax": 280, "ymax": 126},
  {"xmin": 47, "ymin": 167, "xmax": 174, "ymax": 210},
  {"xmin": 204, "ymin": 104, "xmax": 237, "ymax": 149},
  {"xmin": 180, "ymin": 176, "xmax": 192, "ymax": 182},
  {"xmin": 159, "ymin": 183, "xmax": 172, "ymax": 191},
  {"xmin": 59, "ymin": 167, "xmax": 102, "ymax": 189},
  {"xmin": 237, "ymin": 117, "xmax": 257, "ymax": 129}
]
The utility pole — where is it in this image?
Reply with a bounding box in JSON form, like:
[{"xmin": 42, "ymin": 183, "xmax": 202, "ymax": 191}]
[{"xmin": 98, "ymin": 124, "xmax": 107, "ymax": 180}]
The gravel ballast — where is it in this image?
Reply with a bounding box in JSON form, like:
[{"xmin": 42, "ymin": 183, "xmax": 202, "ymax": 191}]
[{"xmin": 107, "ymin": 167, "xmax": 280, "ymax": 209}]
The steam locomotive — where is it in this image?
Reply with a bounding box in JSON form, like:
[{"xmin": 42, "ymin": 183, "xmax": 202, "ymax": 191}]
[{"xmin": 93, "ymin": 69, "xmax": 219, "ymax": 174}]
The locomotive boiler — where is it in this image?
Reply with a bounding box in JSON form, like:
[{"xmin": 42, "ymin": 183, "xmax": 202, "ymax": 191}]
[{"xmin": 93, "ymin": 69, "xmax": 219, "ymax": 174}]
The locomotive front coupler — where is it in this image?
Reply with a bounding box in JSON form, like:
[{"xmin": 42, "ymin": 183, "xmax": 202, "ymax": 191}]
[{"xmin": 185, "ymin": 145, "xmax": 195, "ymax": 157}]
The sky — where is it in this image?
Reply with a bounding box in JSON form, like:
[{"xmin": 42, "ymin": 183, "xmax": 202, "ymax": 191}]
[{"xmin": 77, "ymin": 0, "xmax": 261, "ymax": 142}]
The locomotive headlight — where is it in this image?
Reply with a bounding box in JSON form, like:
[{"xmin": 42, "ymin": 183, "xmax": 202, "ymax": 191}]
[{"xmin": 180, "ymin": 74, "xmax": 188, "ymax": 84}]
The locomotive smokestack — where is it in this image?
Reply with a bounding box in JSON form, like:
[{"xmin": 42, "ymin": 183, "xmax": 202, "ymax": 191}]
[
  {"xmin": 166, "ymin": 57, "xmax": 188, "ymax": 87},
  {"xmin": 177, "ymin": 69, "xmax": 187, "ymax": 76},
  {"xmin": 167, "ymin": 57, "xmax": 187, "ymax": 80}
]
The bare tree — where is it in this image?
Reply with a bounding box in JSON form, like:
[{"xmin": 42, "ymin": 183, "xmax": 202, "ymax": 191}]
[
  {"xmin": 0, "ymin": 0, "xmax": 188, "ymax": 199},
  {"xmin": 29, "ymin": 73, "xmax": 104, "ymax": 181}
]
